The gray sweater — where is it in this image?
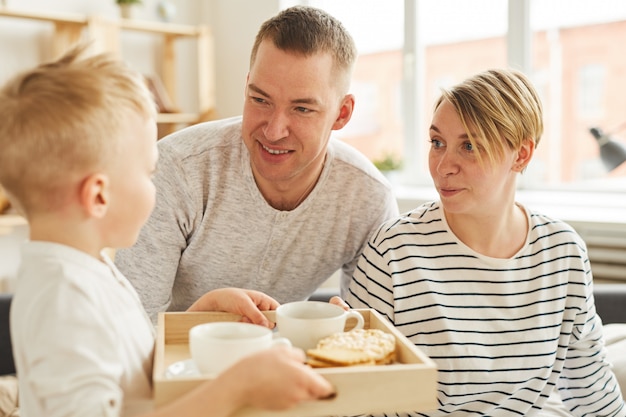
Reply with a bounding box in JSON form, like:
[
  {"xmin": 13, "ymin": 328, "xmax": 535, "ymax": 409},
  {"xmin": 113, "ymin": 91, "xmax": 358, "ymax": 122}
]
[{"xmin": 115, "ymin": 116, "xmax": 399, "ymax": 323}]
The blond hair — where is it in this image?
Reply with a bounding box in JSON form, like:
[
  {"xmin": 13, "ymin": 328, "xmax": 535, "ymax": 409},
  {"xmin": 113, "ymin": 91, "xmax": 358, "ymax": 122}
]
[
  {"xmin": 250, "ymin": 5, "xmax": 357, "ymax": 94},
  {"xmin": 435, "ymin": 68, "xmax": 543, "ymax": 167},
  {"xmin": 0, "ymin": 45, "xmax": 156, "ymax": 214}
]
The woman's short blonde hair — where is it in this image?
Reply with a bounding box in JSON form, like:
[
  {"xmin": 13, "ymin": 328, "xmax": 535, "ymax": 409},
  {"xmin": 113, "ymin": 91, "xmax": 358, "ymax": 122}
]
[
  {"xmin": 0, "ymin": 45, "xmax": 156, "ymax": 214},
  {"xmin": 434, "ymin": 68, "xmax": 544, "ymax": 167}
]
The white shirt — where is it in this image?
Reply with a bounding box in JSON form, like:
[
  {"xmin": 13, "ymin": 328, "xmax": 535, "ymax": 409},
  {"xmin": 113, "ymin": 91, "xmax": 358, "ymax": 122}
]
[{"xmin": 10, "ymin": 242, "xmax": 155, "ymax": 417}]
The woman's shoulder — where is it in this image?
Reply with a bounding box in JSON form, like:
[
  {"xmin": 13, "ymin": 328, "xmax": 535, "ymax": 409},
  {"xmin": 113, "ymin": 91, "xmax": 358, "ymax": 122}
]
[
  {"xmin": 524, "ymin": 205, "xmax": 586, "ymax": 248},
  {"xmin": 391, "ymin": 200, "xmax": 443, "ymax": 225},
  {"xmin": 372, "ymin": 201, "xmax": 444, "ymax": 241},
  {"xmin": 526, "ymin": 206, "xmax": 578, "ymax": 234},
  {"xmin": 405, "ymin": 200, "xmax": 442, "ymax": 220}
]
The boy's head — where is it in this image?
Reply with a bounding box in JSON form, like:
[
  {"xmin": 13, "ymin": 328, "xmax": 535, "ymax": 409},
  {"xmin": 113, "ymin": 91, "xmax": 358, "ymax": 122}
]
[
  {"xmin": 0, "ymin": 45, "xmax": 157, "ymax": 217},
  {"xmin": 434, "ymin": 68, "xmax": 544, "ymax": 167},
  {"xmin": 250, "ymin": 5, "xmax": 357, "ymax": 95}
]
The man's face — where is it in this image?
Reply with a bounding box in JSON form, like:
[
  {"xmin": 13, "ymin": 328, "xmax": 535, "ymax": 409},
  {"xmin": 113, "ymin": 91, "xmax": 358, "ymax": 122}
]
[{"xmin": 242, "ymin": 40, "xmax": 353, "ymax": 190}]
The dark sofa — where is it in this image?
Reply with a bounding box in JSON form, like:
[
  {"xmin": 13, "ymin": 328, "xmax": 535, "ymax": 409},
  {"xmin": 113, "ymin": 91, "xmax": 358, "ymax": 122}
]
[
  {"xmin": 593, "ymin": 284, "xmax": 626, "ymax": 326},
  {"xmin": 1, "ymin": 284, "xmax": 625, "ymax": 376},
  {"xmin": 0, "ymin": 294, "xmax": 14, "ymax": 376}
]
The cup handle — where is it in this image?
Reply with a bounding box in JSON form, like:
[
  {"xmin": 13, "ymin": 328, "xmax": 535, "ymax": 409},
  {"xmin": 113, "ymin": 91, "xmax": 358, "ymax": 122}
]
[
  {"xmin": 271, "ymin": 336, "xmax": 292, "ymax": 348},
  {"xmin": 345, "ymin": 310, "xmax": 365, "ymax": 330}
]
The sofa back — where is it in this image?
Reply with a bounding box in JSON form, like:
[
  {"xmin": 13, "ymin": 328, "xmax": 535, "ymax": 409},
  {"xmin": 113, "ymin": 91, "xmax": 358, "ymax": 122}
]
[{"xmin": 0, "ymin": 294, "xmax": 15, "ymax": 375}]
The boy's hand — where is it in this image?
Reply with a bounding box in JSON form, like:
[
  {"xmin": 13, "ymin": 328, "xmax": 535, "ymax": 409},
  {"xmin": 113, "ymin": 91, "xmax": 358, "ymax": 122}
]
[{"xmin": 223, "ymin": 346, "xmax": 336, "ymax": 410}]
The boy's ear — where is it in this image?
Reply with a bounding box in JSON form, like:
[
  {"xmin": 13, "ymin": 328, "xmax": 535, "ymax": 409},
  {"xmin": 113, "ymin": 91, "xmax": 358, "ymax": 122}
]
[{"xmin": 79, "ymin": 173, "xmax": 109, "ymax": 218}]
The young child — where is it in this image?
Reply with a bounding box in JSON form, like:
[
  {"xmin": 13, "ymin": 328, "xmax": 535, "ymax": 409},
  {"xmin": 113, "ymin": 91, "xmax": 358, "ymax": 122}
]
[
  {"xmin": 0, "ymin": 46, "xmax": 333, "ymax": 417},
  {"xmin": 345, "ymin": 69, "xmax": 625, "ymax": 416}
]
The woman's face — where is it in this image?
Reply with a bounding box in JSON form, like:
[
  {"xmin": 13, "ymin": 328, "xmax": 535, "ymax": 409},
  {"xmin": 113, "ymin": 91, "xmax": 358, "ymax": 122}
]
[{"xmin": 428, "ymin": 99, "xmax": 523, "ymax": 218}]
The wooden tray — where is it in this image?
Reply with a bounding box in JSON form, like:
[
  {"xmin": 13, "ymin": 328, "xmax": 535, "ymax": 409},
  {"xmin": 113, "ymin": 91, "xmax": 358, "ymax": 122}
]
[{"xmin": 153, "ymin": 309, "xmax": 437, "ymax": 416}]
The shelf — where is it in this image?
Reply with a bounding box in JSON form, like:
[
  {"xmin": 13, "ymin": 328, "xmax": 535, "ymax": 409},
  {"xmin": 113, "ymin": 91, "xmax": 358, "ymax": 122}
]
[
  {"xmin": 0, "ymin": 214, "xmax": 25, "ymax": 227},
  {"xmin": 0, "ymin": 214, "xmax": 27, "ymax": 237},
  {"xmin": 0, "ymin": 7, "xmax": 86, "ymax": 24},
  {"xmin": 0, "ymin": 6, "xmax": 216, "ymax": 138},
  {"xmin": 0, "ymin": 7, "xmax": 202, "ymax": 36},
  {"xmin": 0, "ymin": 7, "xmax": 88, "ymax": 57},
  {"xmin": 120, "ymin": 19, "xmax": 203, "ymax": 37},
  {"xmin": 157, "ymin": 113, "xmax": 202, "ymax": 124}
]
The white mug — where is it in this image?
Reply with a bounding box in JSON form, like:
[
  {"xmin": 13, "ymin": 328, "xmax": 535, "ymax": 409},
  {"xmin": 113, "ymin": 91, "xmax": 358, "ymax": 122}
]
[
  {"xmin": 189, "ymin": 322, "xmax": 291, "ymax": 375},
  {"xmin": 276, "ymin": 301, "xmax": 365, "ymax": 350}
]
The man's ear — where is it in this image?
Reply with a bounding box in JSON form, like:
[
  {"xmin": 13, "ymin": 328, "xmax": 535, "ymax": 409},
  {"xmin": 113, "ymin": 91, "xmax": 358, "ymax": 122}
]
[
  {"xmin": 332, "ymin": 94, "xmax": 355, "ymax": 130},
  {"xmin": 79, "ymin": 173, "xmax": 109, "ymax": 219},
  {"xmin": 513, "ymin": 139, "xmax": 535, "ymax": 172}
]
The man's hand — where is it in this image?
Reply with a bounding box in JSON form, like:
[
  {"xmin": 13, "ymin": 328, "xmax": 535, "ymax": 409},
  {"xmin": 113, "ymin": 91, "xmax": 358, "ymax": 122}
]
[
  {"xmin": 329, "ymin": 295, "xmax": 350, "ymax": 310},
  {"xmin": 187, "ymin": 288, "xmax": 280, "ymax": 328}
]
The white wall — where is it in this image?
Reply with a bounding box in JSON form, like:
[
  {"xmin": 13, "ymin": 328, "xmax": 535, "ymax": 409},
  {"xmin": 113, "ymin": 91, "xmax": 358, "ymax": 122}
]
[{"xmin": 200, "ymin": 0, "xmax": 280, "ymax": 118}]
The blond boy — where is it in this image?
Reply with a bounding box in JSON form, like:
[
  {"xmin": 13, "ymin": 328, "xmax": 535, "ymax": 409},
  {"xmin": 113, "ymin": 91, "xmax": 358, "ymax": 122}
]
[{"xmin": 0, "ymin": 46, "xmax": 333, "ymax": 417}]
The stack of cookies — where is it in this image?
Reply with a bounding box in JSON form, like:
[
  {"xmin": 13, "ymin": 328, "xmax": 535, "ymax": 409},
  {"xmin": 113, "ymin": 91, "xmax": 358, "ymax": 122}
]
[{"xmin": 306, "ymin": 328, "xmax": 396, "ymax": 368}]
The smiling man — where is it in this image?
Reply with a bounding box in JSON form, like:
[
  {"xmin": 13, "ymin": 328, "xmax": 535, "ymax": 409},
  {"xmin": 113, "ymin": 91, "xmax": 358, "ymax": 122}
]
[{"xmin": 115, "ymin": 5, "xmax": 399, "ymax": 323}]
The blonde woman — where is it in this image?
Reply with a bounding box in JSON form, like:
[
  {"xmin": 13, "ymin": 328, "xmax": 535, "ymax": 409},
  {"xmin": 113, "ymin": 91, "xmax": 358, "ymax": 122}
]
[{"xmin": 346, "ymin": 69, "xmax": 625, "ymax": 416}]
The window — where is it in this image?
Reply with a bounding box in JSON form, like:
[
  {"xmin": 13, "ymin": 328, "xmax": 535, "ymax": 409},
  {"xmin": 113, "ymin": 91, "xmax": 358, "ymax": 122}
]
[
  {"xmin": 291, "ymin": 0, "xmax": 405, "ymax": 169},
  {"xmin": 294, "ymin": 0, "xmax": 626, "ymax": 192},
  {"xmin": 528, "ymin": 0, "xmax": 626, "ymax": 189},
  {"xmin": 577, "ymin": 64, "xmax": 606, "ymax": 119}
]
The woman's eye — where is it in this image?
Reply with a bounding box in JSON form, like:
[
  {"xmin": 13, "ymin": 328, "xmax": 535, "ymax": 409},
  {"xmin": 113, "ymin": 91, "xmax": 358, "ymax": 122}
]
[
  {"xmin": 429, "ymin": 139, "xmax": 443, "ymax": 148},
  {"xmin": 463, "ymin": 142, "xmax": 474, "ymax": 152}
]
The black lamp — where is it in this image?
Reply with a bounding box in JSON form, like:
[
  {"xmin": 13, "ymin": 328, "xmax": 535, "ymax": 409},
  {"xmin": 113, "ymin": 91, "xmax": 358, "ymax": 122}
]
[{"xmin": 589, "ymin": 127, "xmax": 626, "ymax": 172}]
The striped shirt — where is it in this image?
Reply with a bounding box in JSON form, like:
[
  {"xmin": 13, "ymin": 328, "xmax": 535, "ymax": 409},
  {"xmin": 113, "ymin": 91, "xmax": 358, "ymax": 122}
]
[{"xmin": 346, "ymin": 201, "xmax": 625, "ymax": 417}]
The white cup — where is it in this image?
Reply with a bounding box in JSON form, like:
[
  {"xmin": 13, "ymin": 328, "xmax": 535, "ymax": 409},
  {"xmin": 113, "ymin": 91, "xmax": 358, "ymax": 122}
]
[
  {"xmin": 189, "ymin": 322, "xmax": 291, "ymax": 375},
  {"xmin": 276, "ymin": 301, "xmax": 365, "ymax": 350}
]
